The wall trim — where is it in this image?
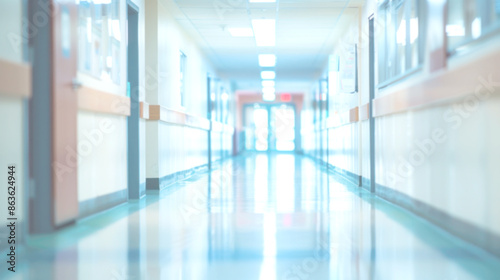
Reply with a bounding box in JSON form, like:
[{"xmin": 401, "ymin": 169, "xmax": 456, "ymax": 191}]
[
  {"xmin": 78, "ymin": 86, "xmax": 131, "ymax": 116},
  {"xmin": 79, "ymin": 189, "xmax": 128, "ymax": 219},
  {"xmin": 373, "ymin": 48, "xmax": 500, "ymax": 118},
  {"xmin": 325, "ymin": 106, "xmax": 359, "ymax": 129},
  {"xmin": 140, "ymin": 101, "xmax": 150, "ymax": 119},
  {"xmin": 359, "ymin": 103, "xmax": 370, "ymax": 121},
  {"xmin": 149, "ymin": 105, "xmax": 210, "ymax": 131},
  {"xmin": 376, "ymin": 183, "xmax": 500, "ymax": 258},
  {"xmin": 0, "ymin": 58, "xmax": 31, "ymax": 98}
]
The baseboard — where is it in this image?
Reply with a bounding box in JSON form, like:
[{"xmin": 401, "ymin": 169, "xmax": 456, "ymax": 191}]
[
  {"xmin": 327, "ymin": 163, "xmax": 361, "ymax": 187},
  {"xmin": 375, "ymin": 184, "xmax": 500, "ymax": 258},
  {"xmin": 79, "ymin": 189, "xmax": 128, "ymax": 219},
  {"xmin": 320, "ymin": 156, "xmax": 500, "ymax": 257},
  {"xmin": 146, "ymin": 163, "xmax": 211, "ymax": 191},
  {"xmin": 361, "ymin": 176, "xmax": 371, "ymax": 191}
]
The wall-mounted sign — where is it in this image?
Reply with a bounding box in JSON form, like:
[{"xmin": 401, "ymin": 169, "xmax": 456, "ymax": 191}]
[
  {"xmin": 280, "ymin": 93, "xmax": 291, "ymax": 102},
  {"xmin": 339, "ymin": 44, "xmax": 357, "ymax": 94}
]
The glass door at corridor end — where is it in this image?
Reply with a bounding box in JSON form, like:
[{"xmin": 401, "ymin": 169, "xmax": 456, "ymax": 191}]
[{"xmin": 244, "ymin": 103, "xmax": 296, "ymax": 152}]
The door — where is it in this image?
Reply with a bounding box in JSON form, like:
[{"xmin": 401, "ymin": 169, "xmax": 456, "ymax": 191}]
[{"xmin": 51, "ymin": 0, "xmax": 79, "ymax": 227}]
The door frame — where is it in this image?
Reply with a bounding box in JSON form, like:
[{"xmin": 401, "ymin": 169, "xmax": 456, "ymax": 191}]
[
  {"xmin": 242, "ymin": 103, "xmax": 297, "ymax": 152},
  {"xmin": 127, "ymin": 0, "xmax": 141, "ymax": 199},
  {"xmin": 368, "ymin": 14, "xmax": 376, "ymax": 193}
]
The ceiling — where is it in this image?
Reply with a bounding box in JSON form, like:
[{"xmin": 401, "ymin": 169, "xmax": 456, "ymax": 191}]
[{"xmin": 170, "ymin": 0, "xmax": 364, "ymax": 94}]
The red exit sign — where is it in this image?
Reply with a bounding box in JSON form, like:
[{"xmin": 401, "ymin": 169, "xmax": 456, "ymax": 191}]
[{"xmin": 280, "ymin": 93, "xmax": 292, "ymax": 102}]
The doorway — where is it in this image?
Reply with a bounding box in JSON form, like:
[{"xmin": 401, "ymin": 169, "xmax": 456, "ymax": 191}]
[{"xmin": 243, "ymin": 103, "xmax": 296, "ymax": 152}]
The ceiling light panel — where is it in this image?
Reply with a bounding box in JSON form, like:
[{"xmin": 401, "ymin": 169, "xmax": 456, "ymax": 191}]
[
  {"xmin": 263, "ymin": 93, "xmax": 276, "ymax": 102},
  {"xmin": 258, "ymin": 54, "xmax": 276, "ymax": 67},
  {"xmin": 262, "ymin": 87, "xmax": 275, "ymax": 95},
  {"xmin": 262, "ymin": 80, "xmax": 275, "ymax": 87},
  {"xmin": 261, "ymin": 71, "xmax": 276, "ymax": 79},
  {"xmin": 252, "ymin": 19, "xmax": 276, "ymax": 47}
]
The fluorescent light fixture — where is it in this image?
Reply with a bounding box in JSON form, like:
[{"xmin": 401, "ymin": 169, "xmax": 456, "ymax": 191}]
[
  {"xmin": 252, "ymin": 19, "xmax": 276, "ymax": 47},
  {"xmin": 228, "ymin": 28, "xmax": 254, "ymax": 37},
  {"xmin": 261, "ymin": 71, "xmax": 276, "ymax": 80},
  {"xmin": 250, "ymin": 0, "xmax": 276, "ymax": 2},
  {"xmin": 259, "ymin": 54, "xmax": 276, "ymax": 67},
  {"xmin": 262, "ymin": 87, "xmax": 275, "ymax": 95},
  {"xmin": 263, "ymin": 93, "xmax": 276, "ymax": 102},
  {"xmin": 262, "ymin": 80, "xmax": 275, "ymax": 87}
]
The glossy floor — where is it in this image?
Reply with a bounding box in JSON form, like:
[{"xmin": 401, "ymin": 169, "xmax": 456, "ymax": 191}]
[{"xmin": 4, "ymin": 153, "xmax": 500, "ymax": 280}]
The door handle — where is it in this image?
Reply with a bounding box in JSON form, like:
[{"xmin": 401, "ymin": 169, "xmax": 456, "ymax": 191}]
[{"xmin": 72, "ymin": 78, "xmax": 82, "ymax": 90}]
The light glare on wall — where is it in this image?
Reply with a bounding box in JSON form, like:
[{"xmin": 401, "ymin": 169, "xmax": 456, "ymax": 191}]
[
  {"xmin": 228, "ymin": 28, "xmax": 254, "ymax": 37},
  {"xmin": 258, "ymin": 54, "xmax": 276, "ymax": 67},
  {"xmin": 252, "ymin": 19, "xmax": 276, "ymax": 47},
  {"xmin": 261, "ymin": 71, "xmax": 276, "ymax": 79}
]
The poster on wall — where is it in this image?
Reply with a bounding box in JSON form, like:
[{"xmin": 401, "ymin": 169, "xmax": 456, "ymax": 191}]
[{"xmin": 339, "ymin": 44, "xmax": 357, "ymax": 94}]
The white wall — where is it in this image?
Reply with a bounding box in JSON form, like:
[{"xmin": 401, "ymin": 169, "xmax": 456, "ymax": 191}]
[
  {"xmin": 77, "ymin": 112, "xmax": 128, "ymax": 202},
  {"xmin": 302, "ymin": 0, "xmax": 500, "ymax": 249},
  {"xmin": 145, "ymin": 0, "xmax": 215, "ymax": 182},
  {"xmin": 0, "ymin": 0, "xmax": 23, "ymax": 63},
  {"xmin": 77, "ymin": 0, "xmax": 138, "ymax": 203},
  {"xmin": 0, "ymin": 0, "xmax": 27, "ymax": 247}
]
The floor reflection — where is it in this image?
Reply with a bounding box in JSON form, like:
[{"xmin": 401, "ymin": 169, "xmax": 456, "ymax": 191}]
[{"xmin": 4, "ymin": 153, "xmax": 500, "ymax": 280}]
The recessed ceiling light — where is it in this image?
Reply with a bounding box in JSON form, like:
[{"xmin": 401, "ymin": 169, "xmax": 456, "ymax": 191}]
[
  {"xmin": 228, "ymin": 28, "xmax": 254, "ymax": 37},
  {"xmin": 252, "ymin": 19, "xmax": 275, "ymax": 47},
  {"xmin": 262, "ymin": 80, "xmax": 275, "ymax": 87},
  {"xmin": 263, "ymin": 92, "xmax": 276, "ymax": 102},
  {"xmin": 250, "ymin": 0, "xmax": 276, "ymax": 3},
  {"xmin": 261, "ymin": 71, "xmax": 276, "ymax": 80},
  {"xmin": 258, "ymin": 54, "xmax": 276, "ymax": 67},
  {"xmin": 262, "ymin": 87, "xmax": 275, "ymax": 95}
]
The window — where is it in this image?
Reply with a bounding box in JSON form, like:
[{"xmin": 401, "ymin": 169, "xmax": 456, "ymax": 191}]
[
  {"xmin": 447, "ymin": 0, "xmax": 500, "ymax": 51},
  {"xmin": 179, "ymin": 51, "xmax": 186, "ymax": 107},
  {"xmin": 78, "ymin": 0, "xmax": 122, "ymax": 85},
  {"xmin": 378, "ymin": 0, "xmax": 423, "ymax": 86}
]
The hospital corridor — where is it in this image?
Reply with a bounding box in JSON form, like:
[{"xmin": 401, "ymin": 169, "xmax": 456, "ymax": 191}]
[{"xmin": 1, "ymin": 0, "xmax": 500, "ymax": 279}]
